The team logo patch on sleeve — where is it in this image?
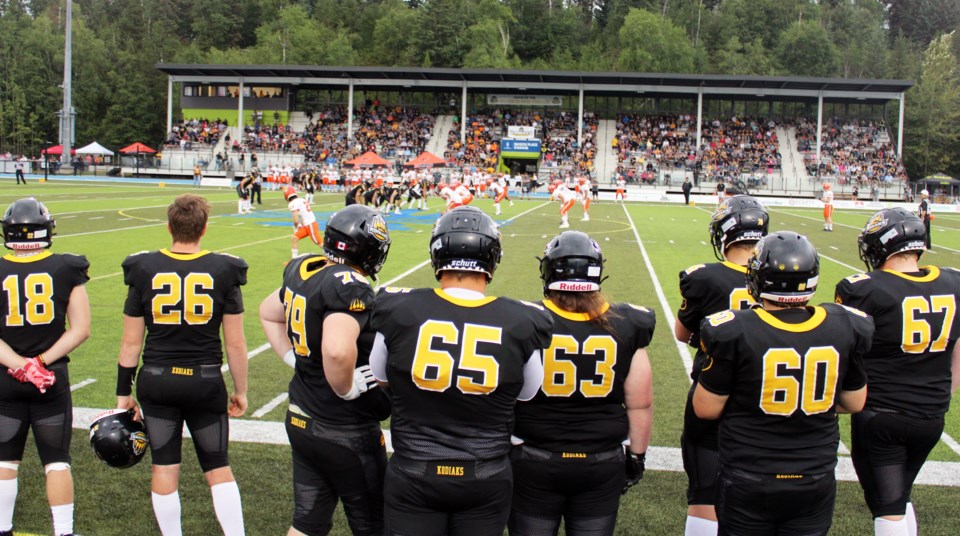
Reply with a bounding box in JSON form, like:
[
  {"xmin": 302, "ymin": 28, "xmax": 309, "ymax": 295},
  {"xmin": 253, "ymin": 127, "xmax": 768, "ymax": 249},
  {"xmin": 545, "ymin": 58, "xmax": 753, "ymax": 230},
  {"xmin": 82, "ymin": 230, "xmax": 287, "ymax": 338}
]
[{"xmin": 349, "ymin": 298, "xmax": 367, "ymax": 312}]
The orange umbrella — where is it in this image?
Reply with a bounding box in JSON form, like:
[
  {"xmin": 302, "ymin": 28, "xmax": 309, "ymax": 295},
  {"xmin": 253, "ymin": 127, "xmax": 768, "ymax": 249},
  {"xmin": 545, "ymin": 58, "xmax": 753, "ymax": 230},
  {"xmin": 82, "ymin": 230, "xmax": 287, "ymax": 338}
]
[{"xmin": 118, "ymin": 142, "xmax": 156, "ymax": 154}]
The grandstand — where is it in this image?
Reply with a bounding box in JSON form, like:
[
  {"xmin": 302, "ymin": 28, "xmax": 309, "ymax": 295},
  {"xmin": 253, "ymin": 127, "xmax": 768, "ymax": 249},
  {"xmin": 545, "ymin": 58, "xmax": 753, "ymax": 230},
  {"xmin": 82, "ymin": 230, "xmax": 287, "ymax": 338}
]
[{"xmin": 148, "ymin": 65, "xmax": 912, "ymax": 199}]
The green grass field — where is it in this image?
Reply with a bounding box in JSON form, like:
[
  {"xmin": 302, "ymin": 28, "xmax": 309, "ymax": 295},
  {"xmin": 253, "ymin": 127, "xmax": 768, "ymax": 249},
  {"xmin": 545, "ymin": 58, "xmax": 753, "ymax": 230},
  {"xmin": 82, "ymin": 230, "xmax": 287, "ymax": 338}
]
[{"xmin": 3, "ymin": 180, "xmax": 960, "ymax": 535}]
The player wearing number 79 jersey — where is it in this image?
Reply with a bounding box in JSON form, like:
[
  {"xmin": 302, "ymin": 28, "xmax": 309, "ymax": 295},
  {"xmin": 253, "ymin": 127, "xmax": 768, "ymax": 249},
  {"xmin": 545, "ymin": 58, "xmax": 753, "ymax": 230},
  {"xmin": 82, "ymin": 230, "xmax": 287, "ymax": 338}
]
[
  {"xmin": 694, "ymin": 232, "xmax": 872, "ymax": 536},
  {"xmin": 835, "ymin": 208, "xmax": 960, "ymax": 536}
]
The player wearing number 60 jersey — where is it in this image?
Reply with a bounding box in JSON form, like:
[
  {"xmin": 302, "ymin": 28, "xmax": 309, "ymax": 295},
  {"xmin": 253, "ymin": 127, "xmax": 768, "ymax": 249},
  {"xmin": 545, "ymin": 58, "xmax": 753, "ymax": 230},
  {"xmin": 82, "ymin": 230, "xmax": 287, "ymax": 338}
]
[
  {"xmin": 509, "ymin": 231, "xmax": 655, "ymax": 536},
  {"xmin": 369, "ymin": 207, "xmax": 553, "ymax": 536},
  {"xmin": 116, "ymin": 194, "xmax": 248, "ymax": 536},
  {"xmin": 835, "ymin": 208, "xmax": 960, "ymax": 536},
  {"xmin": 694, "ymin": 232, "xmax": 872, "ymax": 536},
  {"xmin": 675, "ymin": 194, "xmax": 768, "ymax": 536}
]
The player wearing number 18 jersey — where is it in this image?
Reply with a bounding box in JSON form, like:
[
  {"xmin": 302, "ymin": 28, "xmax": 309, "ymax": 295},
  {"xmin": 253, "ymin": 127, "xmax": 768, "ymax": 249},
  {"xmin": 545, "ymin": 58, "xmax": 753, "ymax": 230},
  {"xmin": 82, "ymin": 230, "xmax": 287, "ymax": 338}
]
[
  {"xmin": 509, "ymin": 231, "xmax": 655, "ymax": 536},
  {"xmin": 259, "ymin": 205, "xmax": 392, "ymax": 536},
  {"xmin": 694, "ymin": 232, "xmax": 872, "ymax": 536},
  {"xmin": 116, "ymin": 195, "xmax": 248, "ymax": 536},
  {"xmin": 675, "ymin": 195, "xmax": 768, "ymax": 536},
  {"xmin": 370, "ymin": 207, "xmax": 552, "ymax": 536},
  {"xmin": 835, "ymin": 208, "xmax": 960, "ymax": 536}
]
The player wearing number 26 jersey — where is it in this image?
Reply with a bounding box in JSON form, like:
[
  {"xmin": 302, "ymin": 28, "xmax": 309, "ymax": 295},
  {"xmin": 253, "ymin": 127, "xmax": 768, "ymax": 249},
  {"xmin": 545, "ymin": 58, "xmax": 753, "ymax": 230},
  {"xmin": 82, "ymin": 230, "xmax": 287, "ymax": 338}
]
[
  {"xmin": 835, "ymin": 208, "xmax": 960, "ymax": 536},
  {"xmin": 116, "ymin": 195, "xmax": 248, "ymax": 536},
  {"xmin": 510, "ymin": 231, "xmax": 655, "ymax": 536},
  {"xmin": 694, "ymin": 232, "xmax": 872, "ymax": 536},
  {"xmin": 370, "ymin": 207, "xmax": 552, "ymax": 536}
]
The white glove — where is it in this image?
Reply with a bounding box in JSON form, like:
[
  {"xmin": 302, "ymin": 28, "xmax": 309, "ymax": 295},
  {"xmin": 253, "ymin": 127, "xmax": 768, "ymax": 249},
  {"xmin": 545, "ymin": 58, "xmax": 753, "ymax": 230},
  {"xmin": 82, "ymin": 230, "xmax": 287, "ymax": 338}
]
[
  {"xmin": 338, "ymin": 365, "xmax": 377, "ymax": 400},
  {"xmin": 282, "ymin": 349, "xmax": 297, "ymax": 368}
]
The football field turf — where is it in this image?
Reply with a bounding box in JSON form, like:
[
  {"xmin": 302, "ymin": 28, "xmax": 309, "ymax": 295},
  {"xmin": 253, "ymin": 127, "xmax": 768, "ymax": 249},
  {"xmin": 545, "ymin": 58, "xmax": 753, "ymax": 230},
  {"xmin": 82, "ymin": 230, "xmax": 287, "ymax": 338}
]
[{"xmin": 3, "ymin": 180, "xmax": 960, "ymax": 535}]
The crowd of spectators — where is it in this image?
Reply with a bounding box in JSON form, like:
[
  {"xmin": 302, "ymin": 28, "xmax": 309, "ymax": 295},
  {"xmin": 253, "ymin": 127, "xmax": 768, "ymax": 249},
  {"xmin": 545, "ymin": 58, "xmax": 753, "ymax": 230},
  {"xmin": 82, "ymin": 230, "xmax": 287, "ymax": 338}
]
[
  {"xmin": 444, "ymin": 110, "xmax": 508, "ymax": 170},
  {"xmin": 164, "ymin": 118, "xmax": 227, "ymax": 149},
  {"xmin": 697, "ymin": 117, "xmax": 781, "ymax": 186},
  {"xmin": 540, "ymin": 111, "xmax": 599, "ymax": 174},
  {"xmin": 612, "ymin": 114, "xmax": 698, "ymax": 184},
  {"xmin": 351, "ymin": 106, "xmax": 436, "ymax": 159},
  {"xmin": 798, "ymin": 118, "xmax": 907, "ymax": 187}
]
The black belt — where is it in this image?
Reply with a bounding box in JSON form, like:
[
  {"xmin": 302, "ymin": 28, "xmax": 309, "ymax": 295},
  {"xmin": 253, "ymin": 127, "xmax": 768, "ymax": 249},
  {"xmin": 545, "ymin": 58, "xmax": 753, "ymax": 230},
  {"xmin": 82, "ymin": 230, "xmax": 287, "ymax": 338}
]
[
  {"xmin": 515, "ymin": 444, "xmax": 623, "ymax": 463},
  {"xmin": 390, "ymin": 454, "xmax": 509, "ymax": 480},
  {"xmin": 140, "ymin": 364, "xmax": 222, "ymax": 379}
]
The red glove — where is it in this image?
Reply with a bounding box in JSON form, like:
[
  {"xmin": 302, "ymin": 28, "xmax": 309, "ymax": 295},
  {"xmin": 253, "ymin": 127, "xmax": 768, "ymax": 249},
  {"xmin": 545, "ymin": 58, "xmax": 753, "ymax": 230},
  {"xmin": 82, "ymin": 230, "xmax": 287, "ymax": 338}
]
[{"xmin": 8, "ymin": 358, "xmax": 56, "ymax": 393}]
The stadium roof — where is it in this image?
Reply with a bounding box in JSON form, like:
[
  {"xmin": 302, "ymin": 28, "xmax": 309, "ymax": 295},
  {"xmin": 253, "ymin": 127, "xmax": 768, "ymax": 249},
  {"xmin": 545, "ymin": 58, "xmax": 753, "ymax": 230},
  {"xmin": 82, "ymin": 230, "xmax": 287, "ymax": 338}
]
[{"xmin": 156, "ymin": 64, "xmax": 912, "ymax": 101}]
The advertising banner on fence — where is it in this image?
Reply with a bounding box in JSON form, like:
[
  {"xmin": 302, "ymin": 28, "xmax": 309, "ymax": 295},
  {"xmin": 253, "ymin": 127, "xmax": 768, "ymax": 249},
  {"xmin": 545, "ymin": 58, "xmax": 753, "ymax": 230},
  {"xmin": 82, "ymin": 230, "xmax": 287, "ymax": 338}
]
[
  {"xmin": 506, "ymin": 126, "xmax": 537, "ymax": 139},
  {"xmin": 487, "ymin": 94, "xmax": 563, "ymax": 107},
  {"xmin": 500, "ymin": 139, "xmax": 541, "ymax": 154}
]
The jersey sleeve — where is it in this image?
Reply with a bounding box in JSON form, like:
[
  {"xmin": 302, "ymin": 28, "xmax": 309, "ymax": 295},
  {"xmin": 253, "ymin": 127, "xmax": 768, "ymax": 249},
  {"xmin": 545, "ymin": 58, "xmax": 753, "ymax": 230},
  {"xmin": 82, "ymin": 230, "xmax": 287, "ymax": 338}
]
[
  {"xmin": 677, "ymin": 265, "xmax": 707, "ymax": 332},
  {"xmin": 219, "ymin": 254, "xmax": 248, "ymax": 315},
  {"xmin": 320, "ymin": 267, "xmax": 374, "ymax": 328},
  {"xmin": 60, "ymin": 253, "xmax": 91, "ymax": 286},
  {"xmin": 623, "ymin": 304, "xmax": 656, "ymax": 349},
  {"xmin": 833, "ymin": 273, "xmax": 870, "ymax": 308},
  {"xmin": 121, "ymin": 253, "xmax": 146, "ymax": 317},
  {"xmin": 840, "ymin": 305, "xmax": 874, "ymax": 391},
  {"xmin": 696, "ymin": 313, "xmax": 741, "ymax": 396}
]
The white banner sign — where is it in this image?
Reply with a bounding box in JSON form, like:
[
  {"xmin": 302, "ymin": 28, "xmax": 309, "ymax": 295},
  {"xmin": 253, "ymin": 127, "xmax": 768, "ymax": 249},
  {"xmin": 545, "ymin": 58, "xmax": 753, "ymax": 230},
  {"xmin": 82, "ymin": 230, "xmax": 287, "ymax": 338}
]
[
  {"xmin": 507, "ymin": 126, "xmax": 537, "ymax": 139},
  {"xmin": 487, "ymin": 94, "xmax": 563, "ymax": 107},
  {"xmin": 201, "ymin": 177, "xmax": 234, "ymax": 187}
]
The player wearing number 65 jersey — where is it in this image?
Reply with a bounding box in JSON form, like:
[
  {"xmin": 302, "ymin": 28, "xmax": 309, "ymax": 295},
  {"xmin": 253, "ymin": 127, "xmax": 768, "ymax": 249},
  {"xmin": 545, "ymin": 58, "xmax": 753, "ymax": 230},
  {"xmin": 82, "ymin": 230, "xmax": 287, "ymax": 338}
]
[
  {"xmin": 369, "ymin": 206, "xmax": 553, "ymax": 536},
  {"xmin": 116, "ymin": 194, "xmax": 248, "ymax": 536},
  {"xmin": 835, "ymin": 208, "xmax": 960, "ymax": 536},
  {"xmin": 675, "ymin": 194, "xmax": 768, "ymax": 536},
  {"xmin": 694, "ymin": 232, "xmax": 872, "ymax": 536},
  {"xmin": 509, "ymin": 231, "xmax": 655, "ymax": 536},
  {"xmin": 0, "ymin": 198, "xmax": 90, "ymax": 536},
  {"xmin": 259, "ymin": 205, "xmax": 392, "ymax": 536}
]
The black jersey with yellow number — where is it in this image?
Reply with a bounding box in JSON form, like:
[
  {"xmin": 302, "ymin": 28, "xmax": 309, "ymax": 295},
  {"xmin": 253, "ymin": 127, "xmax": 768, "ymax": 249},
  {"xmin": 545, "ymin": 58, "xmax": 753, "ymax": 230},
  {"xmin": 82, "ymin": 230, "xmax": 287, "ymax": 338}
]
[
  {"xmin": 514, "ymin": 299, "xmax": 656, "ymax": 453},
  {"xmin": 677, "ymin": 261, "xmax": 755, "ymax": 381},
  {"xmin": 281, "ymin": 254, "xmax": 390, "ymax": 425},
  {"xmin": 0, "ymin": 251, "xmax": 89, "ymax": 360},
  {"xmin": 835, "ymin": 266, "xmax": 960, "ymax": 419},
  {"xmin": 122, "ymin": 249, "xmax": 247, "ymax": 366},
  {"xmin": 698, "ymin": 304, "xmax": 872, "ymax": 474},
  {"xmin": 372, "ymin": 287, "xmax": 553, "ymax": 461}
]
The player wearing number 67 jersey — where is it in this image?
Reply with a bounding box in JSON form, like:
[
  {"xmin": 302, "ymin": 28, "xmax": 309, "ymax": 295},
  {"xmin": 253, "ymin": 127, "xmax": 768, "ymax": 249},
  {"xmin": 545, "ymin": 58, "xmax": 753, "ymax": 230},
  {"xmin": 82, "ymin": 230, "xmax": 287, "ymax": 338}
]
[
  {"xmin": 369, "ymin": 206, "xmax": 553, "ymax": 536},
  {"xmin": 116, "ymin": 194, "xmax": 248, "ymax": 536},
  {"xmin": 259, "ymin": 205, "xmax": 392, "ymax": 536},
  {"xmin": 0, "ymin": 198, "xmax": 90, "ymax": 536},
  {"xmin": 509, "ymin": 231, "xmax": 655, "ymax": 536},
  {"xmin": 835, "ymin": 208, "xmax": 960, "ymax": 536},
  {"xmin": 675, "ymin": 194, "xmax": 768, "ymax": 536},
  {"xmin": 694, "ymin": 232, "xmax": 872, "ymax": 536}
]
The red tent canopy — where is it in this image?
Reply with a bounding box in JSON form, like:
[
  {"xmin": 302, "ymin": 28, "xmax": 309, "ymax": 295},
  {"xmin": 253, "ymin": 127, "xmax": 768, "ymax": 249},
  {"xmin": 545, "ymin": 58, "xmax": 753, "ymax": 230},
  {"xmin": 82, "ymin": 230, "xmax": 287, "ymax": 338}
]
[
  {"xmin": 118, "ymin": 142, "xmax": 156, "ymax": 154},
  {"xmin": 403, "ymin": 151, "xmax": 447, "ymax": 169},
  {"xmin": 41, "ymin": 145, "xmax": 76, "ymax": 156},
  {"xmin": 345, "ymin": 151, "xmax": 390, "ymax": 168}
]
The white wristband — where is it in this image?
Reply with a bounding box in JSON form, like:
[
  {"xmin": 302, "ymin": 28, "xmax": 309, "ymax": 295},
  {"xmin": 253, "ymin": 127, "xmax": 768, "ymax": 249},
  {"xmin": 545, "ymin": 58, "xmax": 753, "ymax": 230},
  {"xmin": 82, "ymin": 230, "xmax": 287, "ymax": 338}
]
[{"xmin": 282, "ymin": 349, "xmax": 297, "ymax": 368}]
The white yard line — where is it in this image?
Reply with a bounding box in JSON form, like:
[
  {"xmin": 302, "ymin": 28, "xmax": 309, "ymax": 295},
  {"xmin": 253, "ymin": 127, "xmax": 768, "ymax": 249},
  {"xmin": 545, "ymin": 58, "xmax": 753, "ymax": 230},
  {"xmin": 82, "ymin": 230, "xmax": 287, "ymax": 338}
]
[
  {"xmin": 621, "ymin": 203, "xmax": 694, "ymax": 376},
  {"xmin": 70, "ymin": 378, "xmax": 96, "ymax": 392},
  {"xmin": 221, "ymin": 343, "xmax": 272, "ymax": 373},
  {"xmin": 251, "ymin": 393, "xmax": 289, "ymax": 418},
  {"xmin": 941, "ymin": 432, "xmax": 960, "ymax": 457}
]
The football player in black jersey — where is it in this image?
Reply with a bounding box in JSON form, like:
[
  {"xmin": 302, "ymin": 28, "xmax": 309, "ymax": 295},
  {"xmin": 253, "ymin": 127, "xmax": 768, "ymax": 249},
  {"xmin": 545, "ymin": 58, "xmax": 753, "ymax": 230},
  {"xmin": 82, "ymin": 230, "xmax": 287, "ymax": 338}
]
[
  {"xmin": 675, "ymin": 194, "xmax": 768, "ymax": 536},
  {"xmin": 509, "ymin": 231, "xmax": 655, "ymax": 536},
  {"xmin": 346, "ymin": 179, "xmax": 367, "ymax": 207},
  {"xmin": 259, "ymin": 205, "xmax": 392, "ymax": 536},
  {"xmin": 0, "ymin": 198, "xmax": 89, "ymax": 536},
  {"xmin": 369, "ymin": 206, "xmax": 553, "ymax": 536},
  {"xmin": 116, "ymin": 194, "xmax": 248, "ymax": 536},
  {"xmin": 835, "ymin": 208, "xmax": 960, "ymax": 536},
  {"xmin": 694, "ymin": 232, "xmax": 872, "ymax": 536}
]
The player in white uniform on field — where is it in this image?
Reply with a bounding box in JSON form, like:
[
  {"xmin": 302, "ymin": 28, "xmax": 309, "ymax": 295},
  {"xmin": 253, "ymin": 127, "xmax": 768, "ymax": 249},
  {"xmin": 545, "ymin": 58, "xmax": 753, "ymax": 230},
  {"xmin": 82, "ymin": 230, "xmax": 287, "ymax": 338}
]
[
  {"xmin": 285, "ymin": 186, "xmax": 320, "ymax": 258},
  {"xmin": 822, "ymin": 182, "xmax": 834, "ymax": 232},
  {"xmin": 578, "ymin": 177, "xmax": 592, "ymax": 221},
  {"xmin": 439, "ymin": 182, "xmax": 465, "ymax": 214},
  {"xmin": 549, "ymin": 180, "xmax": 578, "ymax": 229}
]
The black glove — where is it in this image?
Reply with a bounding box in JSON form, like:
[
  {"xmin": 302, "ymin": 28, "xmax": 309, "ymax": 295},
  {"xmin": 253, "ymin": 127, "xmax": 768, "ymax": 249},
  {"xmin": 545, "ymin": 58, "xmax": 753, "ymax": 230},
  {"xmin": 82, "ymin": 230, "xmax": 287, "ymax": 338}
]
[{"xmin": 623, "ymin": 451, "xmax": 646, "ymax": 494}]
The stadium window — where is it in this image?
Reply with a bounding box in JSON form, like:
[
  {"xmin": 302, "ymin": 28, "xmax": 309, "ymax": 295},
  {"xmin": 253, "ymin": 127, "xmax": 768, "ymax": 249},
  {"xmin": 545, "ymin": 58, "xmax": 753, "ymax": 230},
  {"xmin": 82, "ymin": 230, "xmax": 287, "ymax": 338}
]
[
  {"xmin": 183, "ymin": 85, "xmax": 195, "ymax": 97},
  {"xmin": 217, "ymin": 86, "xmax": 228, "ymax": 97}
]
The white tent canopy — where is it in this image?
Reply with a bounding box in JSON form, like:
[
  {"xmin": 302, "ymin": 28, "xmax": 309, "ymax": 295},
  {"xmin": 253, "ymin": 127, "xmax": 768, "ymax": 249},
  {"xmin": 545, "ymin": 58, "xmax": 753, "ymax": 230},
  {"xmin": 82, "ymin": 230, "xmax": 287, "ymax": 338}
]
[{"xmin": 75, "ymin": 141, "xmax": 114, "ymax": 156}]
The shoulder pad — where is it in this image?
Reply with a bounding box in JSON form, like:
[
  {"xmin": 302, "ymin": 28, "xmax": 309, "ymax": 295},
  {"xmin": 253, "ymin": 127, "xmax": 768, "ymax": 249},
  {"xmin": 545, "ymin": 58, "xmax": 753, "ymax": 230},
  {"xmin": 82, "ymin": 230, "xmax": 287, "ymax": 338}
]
[
  {"xmin": 844, "ymin": 273, "xmax": 871, "ymax": 284},
  {"xmin": 683, "ymin": 263, "xmax": 706, "ymax": 275},
  {"xmin": 379, "ymin": 286, "xmax": 413, "ymax": 294},
  {"xmin": 705, "ymin": 309, "xmax": 736, "ymax": 328},
  {"xmin": 518, "ymin": 300, "xmax": 545, "ymax": 311},
  {"xmin": 837, "ymin": 303, "xmax": 870, "ymax": 318},
  {"xmin": 626, "ymin": 303, "xmax": 651, "ymax": 313}
]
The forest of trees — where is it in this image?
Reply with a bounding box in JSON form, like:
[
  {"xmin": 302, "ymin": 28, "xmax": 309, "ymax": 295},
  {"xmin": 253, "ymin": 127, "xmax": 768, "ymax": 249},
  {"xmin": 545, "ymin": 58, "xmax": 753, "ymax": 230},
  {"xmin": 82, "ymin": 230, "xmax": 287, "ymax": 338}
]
[{"xmin": 0, "ymin": 0, "xmax": 959, "ymax": 179}]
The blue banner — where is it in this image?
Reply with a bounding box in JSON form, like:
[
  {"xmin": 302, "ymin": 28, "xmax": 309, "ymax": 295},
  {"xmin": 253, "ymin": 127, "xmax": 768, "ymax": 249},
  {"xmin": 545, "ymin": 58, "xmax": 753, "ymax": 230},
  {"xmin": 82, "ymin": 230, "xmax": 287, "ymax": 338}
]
[{"xmin": 501, "ymin": 139, "xmax": 541, "ymax": 153}]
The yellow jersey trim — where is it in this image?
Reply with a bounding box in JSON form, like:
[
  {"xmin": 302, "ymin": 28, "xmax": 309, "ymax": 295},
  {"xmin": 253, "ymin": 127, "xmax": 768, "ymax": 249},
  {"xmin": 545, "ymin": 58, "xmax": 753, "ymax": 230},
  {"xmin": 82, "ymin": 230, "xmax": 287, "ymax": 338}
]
[
  {"xmin": 754, "ymin": 306, "xmax": 826, "ymax": 333},
  {"xmin": 722, "ymin": 261, "xmax": 748, "ymax": 274},
  {"xmin": 2, "ymin": 251, "xmax": 52, "ymax": 263},
  {"xmin": 434, "ymin": 288, "xmax": 496, "ymax": 307},
  {"xmin": 160, "ymin": 249, "xmax": 209, "ymax": 261},
  {"xmin": 542, "ymin": 298, "xmax": 610, "ymax": 321},
  {"xmin": 299, "ymin": 256, "xmax": 331, "ymax": 280},
  {"xmin": 883, "ymin": 266, "xmax": 939, "ymax": 283}
]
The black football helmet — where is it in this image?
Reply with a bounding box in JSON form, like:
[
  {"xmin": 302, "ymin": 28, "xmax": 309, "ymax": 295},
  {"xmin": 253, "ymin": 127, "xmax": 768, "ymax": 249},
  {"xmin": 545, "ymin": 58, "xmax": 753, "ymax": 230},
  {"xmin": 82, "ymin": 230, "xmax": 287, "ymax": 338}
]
[
  {"xmin": 89, "ymin": 409, "xmax": 149, "ymax": 469},
  {"xmin": 2, "ymin": 198, "xmax": 55, "ymax": 250},
  {"xmin": 430, "ymin": 206, "xmax": 502, "ymax": 281},
  {"xmin": 539, "ymin": 231, "xmax": 605, "ymax": 294},
  {"xmin": 710, "ymin": 195, "xmax": 769, "ymax": 260},
  {"xmin": 858, "ymin": 208, "xmax": 926, "ymax": 271},
  {"xmin": 746, "ymin": 231, "xmax": 819, "ymax": 306},
  {"xmin": 323, "ymin": 205, "xmax": 391, "ymax": 278}
]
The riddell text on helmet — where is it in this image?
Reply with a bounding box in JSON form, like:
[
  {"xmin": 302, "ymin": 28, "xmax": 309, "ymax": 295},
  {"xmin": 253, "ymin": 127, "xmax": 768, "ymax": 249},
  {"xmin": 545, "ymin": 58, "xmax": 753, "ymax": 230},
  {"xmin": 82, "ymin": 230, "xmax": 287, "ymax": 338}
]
[{"xmin": 554, "ymin": 281, "xmax": 599, "ymax": 292}]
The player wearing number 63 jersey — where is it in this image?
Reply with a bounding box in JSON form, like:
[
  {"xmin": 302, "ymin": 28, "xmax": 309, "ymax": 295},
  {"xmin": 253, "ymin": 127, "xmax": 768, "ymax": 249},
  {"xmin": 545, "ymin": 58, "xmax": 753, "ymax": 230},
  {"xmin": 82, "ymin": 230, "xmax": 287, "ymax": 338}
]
[
  {"xmin": 676, "ymin": 194, "xmax": 767, "ymax": 536},
  {"xmin": 369, "ymin": 206, "xmax": 553, "ymax": 536},
  {"xmin": 0, "ymin": 198, "xmax": 90, "ymax": 536},
  {"xmin": 116, "ymin": 194, "xmax": 248, "ymax": 536},
  {"xmin": 259, "ymin": 204, "xmax": 392, "ymax": 536},
  {"xmin": 835, "ymin": 208, "xmax": 960, "ymax": 536},
  {"xmin": 509, "ymin": 231, "xmax": 655, "ymax": 536},
  {"xmin": 694, "ymin": 232, "xmax": 872, "ymax": 536}
]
